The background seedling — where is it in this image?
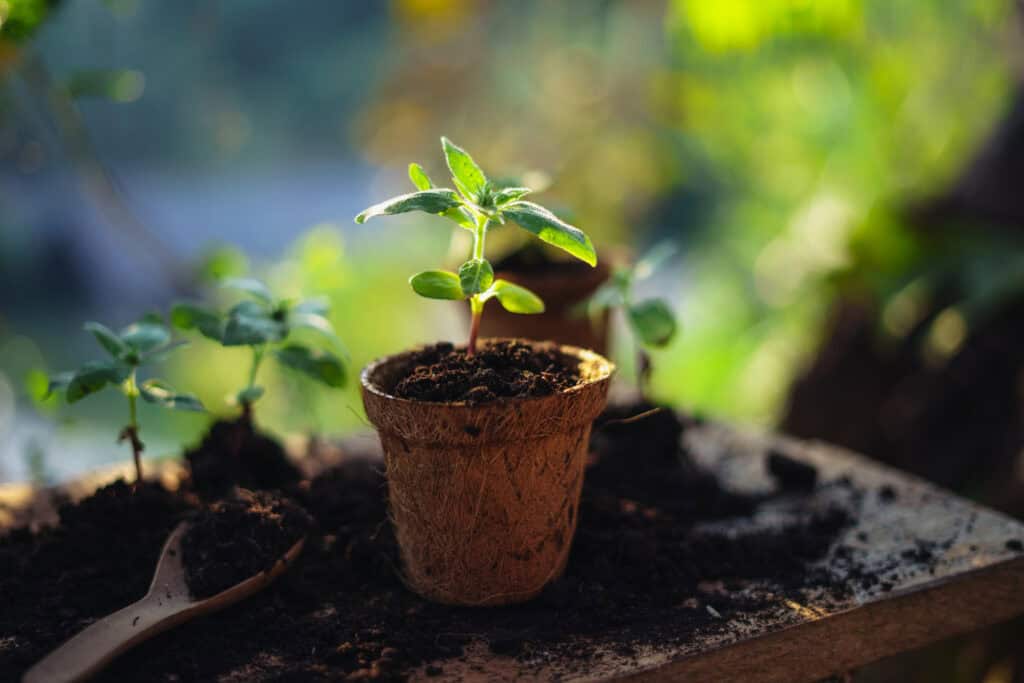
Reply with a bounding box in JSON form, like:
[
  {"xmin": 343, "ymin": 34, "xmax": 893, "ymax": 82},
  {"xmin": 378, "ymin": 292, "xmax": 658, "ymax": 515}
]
[
  {"xmin": 171, "ymin": 277, "xmax": 347, "ymax": 422},
  {"xmin": 47, "ymin": 315, "xmax": 203, "ymax": 483},
  {"xmin": 584, "ymin": 243, "xmax": 679, "ymax": 396},
  {"xmin": 355, "ymin": 136, "xmax": 597, "ymax": 354}
]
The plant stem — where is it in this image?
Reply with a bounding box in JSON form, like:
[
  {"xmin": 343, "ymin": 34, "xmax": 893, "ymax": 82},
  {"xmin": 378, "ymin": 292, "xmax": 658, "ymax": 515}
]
[
  {"xmin": 242, "ymin": 345, "xmax": 266, "ymax": 423},
  {"xmin": 467, "ymin": 296, "xmax": 483, "ymax": 355},
  {"xmin": 466, "ymin": 214, "xmax": 490, "ymax": 355},
  {"xmin": 120, "ymin": 369, "xmax": 144, "ymax": 486}
]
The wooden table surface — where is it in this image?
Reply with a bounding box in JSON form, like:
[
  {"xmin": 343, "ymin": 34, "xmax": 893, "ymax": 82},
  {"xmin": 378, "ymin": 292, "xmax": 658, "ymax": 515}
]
[{"xmin": 2, "ymin": 424, "xmax": 1023, "ymax": 682}]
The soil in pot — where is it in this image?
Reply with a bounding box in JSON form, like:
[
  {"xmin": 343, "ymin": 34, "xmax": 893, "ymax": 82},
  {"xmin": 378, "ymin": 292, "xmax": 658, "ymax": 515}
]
[
  {"xmin": 182, "ymin": 490, "xmax": 312, "ymax": 598},
  {"xmin": 185, "ymin": 416, "xmax": 301, "ymax": 500},
  {"xmin": 390, "ymin": 340, "xmax": 581, "ymax": 403},
  {"xmin": 3, "ymin": 410, "xmax": 898, "ymax": 682}
]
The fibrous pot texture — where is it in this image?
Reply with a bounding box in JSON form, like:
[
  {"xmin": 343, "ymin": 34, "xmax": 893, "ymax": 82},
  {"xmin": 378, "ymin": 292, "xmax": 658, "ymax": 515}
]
[{"xmin": 360, "ymin": 339, "xmax": 614, "ymax": 606}]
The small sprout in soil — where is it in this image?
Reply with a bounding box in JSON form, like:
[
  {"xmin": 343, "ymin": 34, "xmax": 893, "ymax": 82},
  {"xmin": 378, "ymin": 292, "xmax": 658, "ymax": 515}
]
[
  {"xmin": 47, "ymin": 314, "xmax": 204, "ymax": 483},
  {"xmin": 584, "ymin": 242, "xmax": 679, "ymax": 394},
  {"xmin": 171, "ymin": 277, "xmax": 347, "ymax": 421},
  {"xmin": 354, "ymin": 136, "xmax": 597, "ymax": 354}
]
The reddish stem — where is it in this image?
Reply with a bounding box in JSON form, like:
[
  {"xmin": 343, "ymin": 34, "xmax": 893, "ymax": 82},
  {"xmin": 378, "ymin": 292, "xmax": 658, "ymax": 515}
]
[
  {"xmin": 467, "ymin": 307, "xmax": 482, "ymax": 356},
  {"xmin": 118, "ymin": 426, "xmax": 145, "ymax": 486}
]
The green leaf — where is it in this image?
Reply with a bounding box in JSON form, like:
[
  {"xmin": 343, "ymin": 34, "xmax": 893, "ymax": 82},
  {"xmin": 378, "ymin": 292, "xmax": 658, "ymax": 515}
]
[
  {"xmin": 634, "ymin": 241, "xmax": 677, "ymax": 280},
  {"xmin": 627, "ymin": 299, "xmax": 678, "ymax": 347},
  {"xmin": 354, "ymin": 189, "xmax": 462, "ymax": 224},
  {"xmin": 139, "ymin": 379, "xmax": 205, "ymax": 411},
  {"xmin": 409, "ymin": 270, "xmax": 465, "ymax": 300},
  {"xmin": 289, "ymin": 312, "xmax": 340, "ymax": 344},
  {"xmin": 443, "ymin": 206, "xmax": 477, "ymax": 230},
  {"xmin": 501, "ymin": 201, "xmax": 597, "ymax": 266},
  {"xmin": 493, "ymin": 187, "xmax": 532, "ymax": 205},
  {"xmin": 222, "ymin": 301, "xmax": 287, "ymax": 346},
  {"xmin": 441, "ymin": 137, "xmax": 487, "ymax": 201},
  {"xmin": 275, "ymin": 344, "xmax": 347, "ymax": 388},
  {"xmin": 236, "ymin": 386, "xmax": 265, "ymax": 405},
  {"xmin": 119, "ymin": 321, "xmax": 171, "ymax": 352},
  {"xmin": 170, "ymin": 302, "xmax": 224, "ymax": 341},
  {"xmin": 141, "ymin": 340, "xmax": 190, "ymax": 364},
  {"xmin": 46, "ymin": 371, "xmax": 74, "ymax": 398},
  {"xmin": 66, "ymin": 361, "xmax": 131, "ymax": 403},
  {"xmin": 221, "ymin": 277, "xmax": 274, "ymax": 304},
  {"xmin": 408, "ymin": 163, "xmax": 433, "ymax": 190},
  {"xmin": 487, "ymin": 279, "xmax": 545, "ymax": 314},
  {"xmin": 291, "ymin": 297, "xmax": 330, "ymax": 317},
  {"xmin": 458, "ymin": 259, "xmax": 494, "ymax": 296},
  {"xmin": 83, "ymin": 321, "xmax": 129, "ymax": 359}
]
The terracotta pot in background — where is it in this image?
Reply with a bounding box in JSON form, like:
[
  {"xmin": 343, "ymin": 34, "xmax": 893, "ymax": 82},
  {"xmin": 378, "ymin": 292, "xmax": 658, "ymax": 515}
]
[
  {"xmin": 360, "ymin": 339, "xmax": 614, "ymax": 606},
  {"xmin": 477, "ymin": 259, "xmax": 613, "ymax": 355}
]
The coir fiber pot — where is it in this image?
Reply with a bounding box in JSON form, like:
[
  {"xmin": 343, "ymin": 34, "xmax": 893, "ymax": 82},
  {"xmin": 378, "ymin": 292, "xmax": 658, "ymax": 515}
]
[
  {"xmin": 476, "ymin": 259, "xmax": 613, "ymax": 354},
  {"xmin": 360, "ymin": 339, "xmax": 614, "ymax": 606}
]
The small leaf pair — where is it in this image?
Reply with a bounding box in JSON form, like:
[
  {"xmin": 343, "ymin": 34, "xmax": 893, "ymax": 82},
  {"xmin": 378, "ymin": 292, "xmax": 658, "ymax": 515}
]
[
  {"xmin": 171, "ymin": 277, "xmax": 347, "ymax": 413},
  {"xmin": 409, "ymin": 267, "xmax": 544, "ymax": 315}
]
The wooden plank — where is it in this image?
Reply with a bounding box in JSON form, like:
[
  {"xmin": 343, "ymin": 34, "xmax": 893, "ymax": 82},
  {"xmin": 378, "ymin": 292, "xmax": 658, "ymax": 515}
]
[{"xmin": 2, "ymin": 424, "xmax": 1023, "ymax": 682}]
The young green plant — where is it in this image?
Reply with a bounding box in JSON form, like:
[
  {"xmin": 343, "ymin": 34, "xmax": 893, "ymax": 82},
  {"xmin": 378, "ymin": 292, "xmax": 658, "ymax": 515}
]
[
  {"xmin": 585, "ymin": 243, "xmax": 679, "ymax": 395},
  {"xmin": 47, "ymin": 314, "xmax": 204, "ymax": 483},
  {"xmin": 170, "ymin": 277, "xmax": 347, "ymax": 422},
  {"xmin": 354, "ymin": 136, "xmax": 597, "ymax": 354}
]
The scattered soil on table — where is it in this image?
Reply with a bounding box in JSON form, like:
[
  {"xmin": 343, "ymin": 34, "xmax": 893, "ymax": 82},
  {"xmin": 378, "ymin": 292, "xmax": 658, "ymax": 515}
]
[
  {"xmin": 4, "ymin": 408, "xmax": 881, "ymax": 682},
  {"xmin": 182, "ymin": 490, "xmax": 312, "ymax": 598},
  {"xmin": 185, "ymin": 417, "xmax": 301, "ymax": 500},
  {"xmin": 390, "ymin": 340, "xmax": 581, "ymax": 404},
  {"xmin": 0, "ymin": 480, "xmax": 190, "ymax": 675}
]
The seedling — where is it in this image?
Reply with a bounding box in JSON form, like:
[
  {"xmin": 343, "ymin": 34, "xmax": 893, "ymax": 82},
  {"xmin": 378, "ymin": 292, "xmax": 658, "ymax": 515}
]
[
  {"xmin": 47, "ymin": 315, "xmax": 204, "ymax": 483},
  {"xmin": 171, "ymin": 277, "xmax": 346, "ymax": 422},
  {"xmin": 355, "ymin": 136, "xmax": 597, "ymax": 354},
  {"xmin": 584, "ymin": 243, "xmax": 678, "ymax": 395}
]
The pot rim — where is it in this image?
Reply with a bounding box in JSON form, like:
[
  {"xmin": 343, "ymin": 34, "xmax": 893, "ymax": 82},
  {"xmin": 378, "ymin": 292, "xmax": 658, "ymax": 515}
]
[{"xmin": 360, "ymin": 337, "xmax": 615, "ymax": 409}]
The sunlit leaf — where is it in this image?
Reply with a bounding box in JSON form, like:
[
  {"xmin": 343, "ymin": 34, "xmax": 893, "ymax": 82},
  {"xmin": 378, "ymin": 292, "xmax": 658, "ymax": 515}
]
[
  {"xmin": 289, "ymin": 311, "xmax": 340, "ymax": 344},
  {"xmin": 83, "ymin": 321, "xmax": 129, "ymax": 359},
  {"xmin": 628, "ymin": 299, "xmax": 678, "ymax": 347},
  {"xmin": 488, "ymin": 279, "xmax": 545, "ymax": 314},
  {"xmin": 441, "ymin": 137, "xmax": 488, "ymax": 201},
  {"xmin": 170, "ymin": 302, "xmax": 224, "ymax": 341},
  {"xmin": 354, "ymin": 189, "xmax": 462, "ymax": 224},
  {"xmin": 221, "ymin": 277, "xmax": 274, "ymax": 304},
  {"xmin": 275, "ymin": 344, "xmax": 347, "ymax": 388},
  {"xmin": 501, "ymin": 201, "xmax": 597, "ymax": 266},
  {"xmin": 142, "ymin": 340, "xmax": 190, "ymax": 364},
  {"xmin": 409, "ymin": 270, "xmax": 465, "ymax": 300},
  {"xmin": 139, "ymin": 379, "xmax": 205, "ymax": 411},
  {"xmin": 291, "ymin": 297, "xmax": 330, "ymax": 317},
  {"xmin": 458, "ymin": 259, "xmax": 494, "ymax": 296},
  {"xmin": 408, "ymin": 162, "xmax": 433, "ymax": 190},
  {"xmin": 493, "ymin": 187, "xmax": 532, "ymax": 205}
]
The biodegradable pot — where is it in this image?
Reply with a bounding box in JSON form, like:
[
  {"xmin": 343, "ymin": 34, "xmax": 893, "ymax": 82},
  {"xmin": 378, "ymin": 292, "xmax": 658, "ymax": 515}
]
[
  {"xmin": 360, "ymin": 339, "xmax": 615, "ymax": 606},
  {"xmin": 476, "ymin": 259, "xmax": 613, "ymax": 354}
]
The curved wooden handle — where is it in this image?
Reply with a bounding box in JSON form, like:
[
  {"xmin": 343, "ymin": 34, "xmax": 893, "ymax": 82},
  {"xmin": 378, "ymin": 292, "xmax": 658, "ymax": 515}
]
[{"xmin": 22, "ymin": 596, "xmax": 191, "ymax": 683}]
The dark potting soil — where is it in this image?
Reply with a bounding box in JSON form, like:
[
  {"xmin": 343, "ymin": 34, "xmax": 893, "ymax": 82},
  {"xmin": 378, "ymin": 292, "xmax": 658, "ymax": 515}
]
[
  {"xmin": 391, "ymin": 340, "xmax": 581, "ymax": 404},
  {"xmin": 182, "ymin": 490, "xmax": 312, "ymax": 598},
  {"xmin": 0, "ymin": 480, "xmax": 191, "ymax": 675},
  {"xmin": 3, "ymin": 407, "xmax": 878, "ymax": 682},
  {"xmin": 185, "ymin": 416, "xmax": 301, "ymax": 499}
]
